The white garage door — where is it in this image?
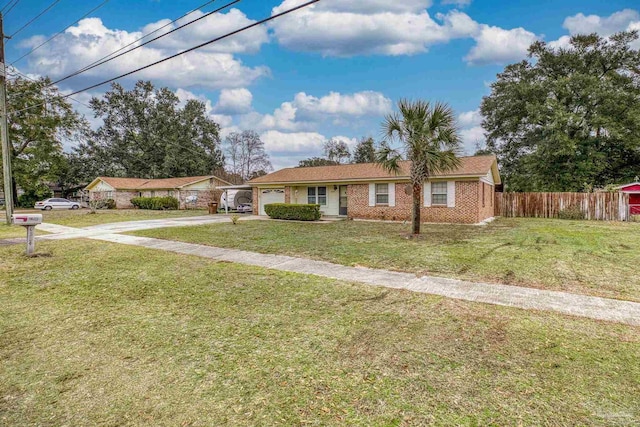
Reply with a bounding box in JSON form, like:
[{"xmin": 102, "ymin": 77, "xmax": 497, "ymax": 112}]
[{"xmin": 259, "ymin": 188, "xmax": 285, "ymax": 215}]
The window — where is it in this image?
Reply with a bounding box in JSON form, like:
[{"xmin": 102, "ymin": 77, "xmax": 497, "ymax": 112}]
[
  {"xmin": 307, "ymin": 186, "xmax": 327, "ymax": 205},
  {"xmin": 431, "ymin": 182, "xmax": 447, "ymax": 205},
  {"xmin": 375, "ymin": 183, "xmax": 389, "ymax": 205}
]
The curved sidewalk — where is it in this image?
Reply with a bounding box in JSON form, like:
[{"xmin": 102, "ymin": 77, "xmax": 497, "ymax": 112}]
[{"xmin": 87, "ymin": 232, "xmax": 640, "ymax": 326}]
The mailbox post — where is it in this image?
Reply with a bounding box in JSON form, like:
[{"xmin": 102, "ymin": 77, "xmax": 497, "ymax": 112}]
[{"xmin": 12, "ymin": 214, "xmax": 42, "ymax": 256}]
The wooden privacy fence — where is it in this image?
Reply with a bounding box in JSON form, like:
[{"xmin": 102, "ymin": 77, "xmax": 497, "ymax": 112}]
[{"xmin": 495, "ymin": 192, "xmax": 631, "ymax": 221}]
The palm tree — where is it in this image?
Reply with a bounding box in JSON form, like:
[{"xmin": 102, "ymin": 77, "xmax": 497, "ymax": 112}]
[{"xmin": 377, "ymin": 99, "xmax": 461, "ymax": 235}]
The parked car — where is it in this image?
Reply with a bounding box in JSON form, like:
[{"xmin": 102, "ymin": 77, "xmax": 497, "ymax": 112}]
[
  {"xmin": 236, "ymin": 203, "xmax": 253, "ymax": 214},
  {"xmin": 35, "ymin": 198, "xmax": 81, "ymax": 210}
]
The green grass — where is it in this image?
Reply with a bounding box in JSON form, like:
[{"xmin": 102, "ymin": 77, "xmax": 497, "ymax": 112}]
[
  {"xmin": 132, "ymin": 218, "xmax": 640, "ymax": 302},
  {"xmin": 0, "ymin": 224, "xmax": 48, "ymax": 240},
  {"xmin": 13, "ymin": 208, "xmax": 209, "ymax": 228},
  {"xmin": 0, "ymin": 240, "xmax": 638, "ymax": 426}
]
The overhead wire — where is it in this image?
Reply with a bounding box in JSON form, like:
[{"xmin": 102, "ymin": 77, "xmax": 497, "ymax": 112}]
[
  {"xmin": 9, "ymin": 0, "xmax": 111, "ymax": 66},
  {"xmin": 52, "ymin": 0, "xmax": 219, "ymax": 85},
  {"xmin": 1, "ymin": 0, "xmax": 20, "ymax": 16},
  {"xmin": 50, "ymin": 0, "xmax": 238, "ymax": 87},
  {"xmin": 7, "ymin": 67, "xmax": 93, "ymax": 110},
  {"xmin": 9, "ymin": 0, "xmax": 321, "ymax": 115},
  {"xmin": 7, "ymin": 0, "xmax": 61, "ymax": 39}
]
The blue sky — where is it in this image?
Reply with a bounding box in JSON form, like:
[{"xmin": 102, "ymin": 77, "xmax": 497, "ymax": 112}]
[{"xmin": 6, "ymin": 0, "xmax": 640, "ymax": 169}]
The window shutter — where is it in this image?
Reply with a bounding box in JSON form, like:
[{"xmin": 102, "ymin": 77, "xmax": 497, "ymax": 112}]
[
  {"xmin": 423, "ymin": 181, "xmax": 431, "ymax": 207},
  {"xmin": 368, "ymin": 183, "xmax": 376, "ymax": 206},
  {"xmin": 447, "ymin": 181, "xmax": 456, "ymax": 207},
  {"xmin": 388, "ymin": 183, "xmax": 396, "ymax": 207}
]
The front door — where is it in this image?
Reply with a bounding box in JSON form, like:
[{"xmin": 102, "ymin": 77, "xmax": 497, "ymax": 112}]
[{"xmin": 339, "ymin": 186, "xmax": 347, "ymax": 216}]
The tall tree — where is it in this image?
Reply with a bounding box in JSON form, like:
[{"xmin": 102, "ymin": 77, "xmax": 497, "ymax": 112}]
[
  {"xmin": 297, "ymin": 157, "xmax": 340, "ymax": 167},
  {"xmin": 323, "ymin": 139, "xmax": 351, "ymax": 164},
  {"xmin": 481, "ymin": 31, "xmax": 640, "ymax": 191},
  {"xmin": 224, "ymin": 130, "xmax": 272, "ymax": 181},
  {"xmin": 352, "ymin": 137, "xmax": 376, "ymax": 163},
  {"xmin": 73, "ymin": 81, "xmax": 224, "ymax": 181},
  {"xmin": 5, "ymin": 76, "xmax": 87, "ymax": 205},
  {"xmin": 377, "ymin": 99, "xmax": 461, "ymax": 235}
]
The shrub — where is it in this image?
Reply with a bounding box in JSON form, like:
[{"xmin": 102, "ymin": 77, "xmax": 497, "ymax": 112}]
[
  {"xmin": 104, "ymin": 199, "xmax": 116, "ymax": 209},
  {"xmin": 17, "ymin": 187, "xmax": 53, "ymax": 208},
  {"xmin": 131, "ymin": 196, "xmax": 179, "ymax": 210},
  {"xmin": 264, "ymin": 203, "xmax": 321, "ymax": 221},
  {"xmin": 558, "ymin": 205, "xmax": 584, "ymax": 220},
  {"xmin": 230, "ymin": 214, "xmax": 240, "ymax": 225}
]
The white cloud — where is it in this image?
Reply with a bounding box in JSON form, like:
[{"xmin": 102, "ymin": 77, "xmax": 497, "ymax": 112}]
[
  {"xmin": 21, "ymin": 16, "xmax": 269, "ymax": 90},
  {"xmin": 563, "ymin": 9, "xmax": 639, "ymax": 36},
  {"xmin": 270, "ymin": 1, "xmax": 537, "ymax": 65},
  {"xmin": 138, "ymin": 8, "xmax": 269, "ymax": 54},
  {"xmin": 465, "ymin": 25, "xmax": 538, "ymax": 65},
  {"xmin": 552, "ymin": 9, "xmax": 640, "ymax": 49},
  {"xmin": 270, "ymin": 1, "xmax": 476, "ymax": 56},
  {"xmin": 457, "ymin": 109, "xmax": 484, "ymax": 154},
  {"xmin": 214, "ymin": 88, "xmax": 253, "ymax": 115},
  {"xmin": 458, "ymin": 109, "xmax": 482, "ymax": 127}
]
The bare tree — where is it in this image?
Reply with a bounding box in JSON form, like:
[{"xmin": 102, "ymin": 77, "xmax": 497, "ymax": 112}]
[
  {"xmin": 224, "ymin": 130, "xmax": 272, "ymax": 182},
  {"xmin": 323, "ymin": 139, "xmax": 351, "ymax": 164}
]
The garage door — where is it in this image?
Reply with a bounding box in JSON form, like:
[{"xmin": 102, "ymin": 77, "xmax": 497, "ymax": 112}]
[{"xmin": 259, "ymin": 188, "xmax": 285, "ymax": 215}]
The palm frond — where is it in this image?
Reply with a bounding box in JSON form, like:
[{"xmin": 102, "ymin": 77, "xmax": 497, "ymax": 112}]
[{"xmin": 375, "ymin": 145, "xmax": 403, "ymax": 175}]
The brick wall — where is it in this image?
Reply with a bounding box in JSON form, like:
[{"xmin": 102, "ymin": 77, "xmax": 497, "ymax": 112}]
[
  {"xmin": 115, "ymin": 191, "xmax": 139, "ymax": 209},
  {"xmin": 347, "ymin": 181, "xmax": 482, "ymax": 224},
  {"xmin": 284, "ymin": 186, "xmax": 291, "ymax": 203},
  {"xmin": 252, "ymin": 187, "xmax": 259, "ymax": 215},
  {"xmin": 177, "ymin": 190, "xmax": 216, "ymax": 209},
  {"xmin": 478, "ymin": 182, "xmax": 494, "ymax": 221}
]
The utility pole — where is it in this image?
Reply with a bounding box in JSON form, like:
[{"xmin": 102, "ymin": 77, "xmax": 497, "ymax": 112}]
[{"xmin": 0, "ymin": 12, "xmax": 14, "ymax": 224}]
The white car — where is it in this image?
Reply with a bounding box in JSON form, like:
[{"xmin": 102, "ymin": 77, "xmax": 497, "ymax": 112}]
[
  {"xmin": 35, "ymin": 198, "xmax": 81, "ymax": 210},
  {"xmin": 236, "ymin": 203, "xmax": 253, "ymax": 214}
]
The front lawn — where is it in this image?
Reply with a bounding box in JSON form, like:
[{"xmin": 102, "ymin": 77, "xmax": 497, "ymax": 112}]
[
  {"xmin": 14, "ymin": 208, "xmax": 209, "ymax": 228},
  {"xmin": 132, "ymin": 218, "xmax": 640, "ymax": 302},
  {"xmin": 0, "ymin": 240, "xmax": 638, "ymax": 425}
]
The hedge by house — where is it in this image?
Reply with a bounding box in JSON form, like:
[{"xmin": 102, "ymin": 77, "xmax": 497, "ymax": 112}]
[
  {"xmin": 131, "ymin": 196, "xmax": 179, "ymax": 210},
  {"xmin": 264, "ymin": 203, "xmax": 321, "ymax": 221}
]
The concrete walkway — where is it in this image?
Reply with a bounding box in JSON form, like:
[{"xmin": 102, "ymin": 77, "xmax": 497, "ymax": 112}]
[
  {"xmin": 84, "ymin": 232, "xmax": 640, "ymax": 326},
  {"xmin": 8, "ymin": 217, "xmax": 639, "ymax": 326}
]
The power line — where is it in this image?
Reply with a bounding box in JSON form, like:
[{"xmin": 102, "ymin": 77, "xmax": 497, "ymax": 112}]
[
  {"xmin": 10, "ymin": 0, "xmax": 320, "ymax": 115},
  {"xmin": 10, "ymin": 0, "xmax": 111, "ymax": 66},
  {"xmin": 8, "ymin": 0, "xmax": 61, "ymax": 39},
  {"xmin": 52, "ymin": 0, "xmax": 218, "ymax": 87},
  {"xmin": 7, "ymin": 67, "xmax": 93, "ymax": 110},
  {"xmin": 1, "ymin": 0, "xmax": 20, "ymax": 16},
  {"xmin": 63, "ymin": 0, "xmax": 319, "ymax": 98},
  {"xmin": 50, "ymin": 0, "xmax": 238, "ymax": 87}
]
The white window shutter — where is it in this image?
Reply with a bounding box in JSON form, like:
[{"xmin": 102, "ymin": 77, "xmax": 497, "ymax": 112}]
[
  {"xmin": 388, "ymin": 183, "xmax": 396, "ymax": 207},
  {"xmin": 447, "ymin": 181, "xmax": 456, "ymax": 207},
  {"xmin": 423, "ymin": 181, "xmax": 431, "ymax": 207},
  {"xmin": 368, "ymin": 183, "xmax": 376, "ymax": 206}
]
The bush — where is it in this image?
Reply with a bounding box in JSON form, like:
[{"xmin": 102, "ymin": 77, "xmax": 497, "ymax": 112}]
[
  {"xmin": 131, "ymin": 196, "xmax": 179, "ymax": 210},
  {"xmin": 104, "ymin": 199, "xmax": 116, "ymax": 209},
  {"xmin": 16, "ymin": 187, "xmax": 53, "ymax": 208},
  {"xmin": 558, "ymin": 205, "xmax": 584, "ymax": 220},
  {"xmin": 264, "ymin": 203, "xmax": 321, "ymax": 221}
]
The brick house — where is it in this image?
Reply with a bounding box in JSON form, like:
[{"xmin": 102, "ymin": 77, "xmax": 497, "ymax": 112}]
[
  {"xmin": 85, "ymin": 175, "xmax": 231, "ymax": 209},
  {"xmin": 248, "ymin": 155, "xmax": 500, "ymax": 224}
]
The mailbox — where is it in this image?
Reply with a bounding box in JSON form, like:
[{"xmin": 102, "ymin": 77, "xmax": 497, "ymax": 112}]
[{"xmin": 12, "ymin": 214, "xmax": 43, "ymax": 226}]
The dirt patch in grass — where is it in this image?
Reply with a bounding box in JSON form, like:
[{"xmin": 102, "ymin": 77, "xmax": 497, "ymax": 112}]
[
  {"xmin": 0, "ymin": 240, "xmax": 639, "ymax": 426},
  {"xmin": 131, "ymin": 218, "xmax": 640, "ymax": 302}
]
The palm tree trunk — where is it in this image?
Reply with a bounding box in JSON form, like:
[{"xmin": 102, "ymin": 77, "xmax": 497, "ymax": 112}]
[{"xmin": 412, "ymin": 181, "xmax": 421, "ymax": 235}]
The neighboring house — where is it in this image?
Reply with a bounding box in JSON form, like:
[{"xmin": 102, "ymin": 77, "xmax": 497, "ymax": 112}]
[
  {"xmin": 618, "ymin": 182, "xmax": 640, "ymax": 215},
  {"xmin": 85, "ymin": 175, "xmax": 231, "ymax": 209},
  {"xmin": 248, "ymin": 155, "xmax": 500, "ymax": 224}
]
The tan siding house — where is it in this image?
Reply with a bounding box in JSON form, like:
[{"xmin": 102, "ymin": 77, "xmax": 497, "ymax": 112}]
[
  {"xmin": 248, "ymin": 155, "xmax": 500, "ymax": 224},
  {"xmin": 85, "ymin": 175, "xmax": 231, "ymax": 209}
]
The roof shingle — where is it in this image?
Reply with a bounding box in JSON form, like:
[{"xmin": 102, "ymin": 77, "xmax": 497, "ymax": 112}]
[
  {"xmin": 95, "ymin": 175, "xmax": 226, "ymax": 190},
  {"xmin": 249, "ymin": 155, "xmax": 498, "ymax": 185}
]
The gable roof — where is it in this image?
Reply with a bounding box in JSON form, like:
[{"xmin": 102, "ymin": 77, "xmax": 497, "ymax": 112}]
[
  {"xmin": 85, "ymin": 175, "xmax": 232, "ymax": 191},
  {"xmin": 249, "ymin": 155, "xmax": 500, "ymax": 185}
]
